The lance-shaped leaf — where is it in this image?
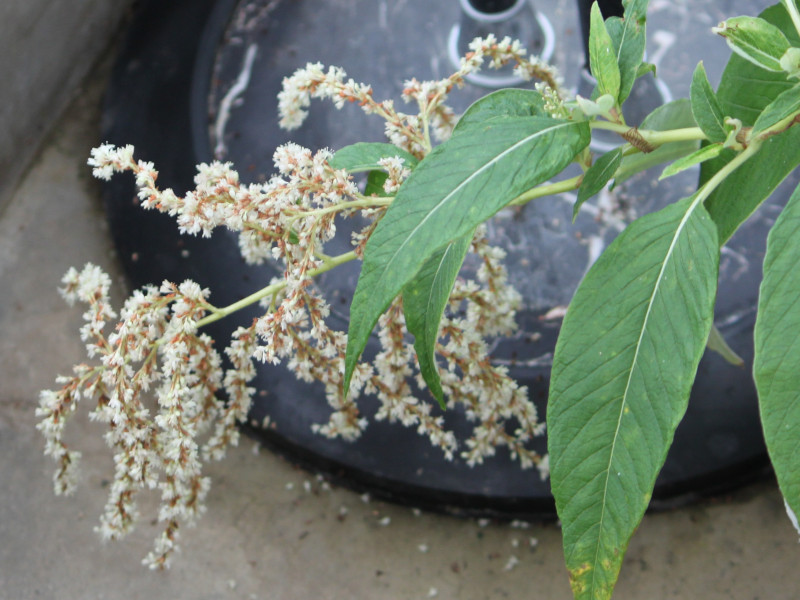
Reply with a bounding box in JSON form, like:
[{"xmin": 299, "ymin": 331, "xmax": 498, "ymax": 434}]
[
  {"xmin": 403, "ymin": 233, "xmax": 473, "ymax": 408},
  {"xmin": 690, "ymin": 62, "xmax": 728, "ymax": 143},
  {"xmin": 703, "ymin": 4, "xmax": 800, "ymax": 245},
  {"xmin": 329, "ymin": 142, "xmax": 419, "ymax": 172},
  {"xmin": 549, "ymin": 195, "xmax": 719, "ymax": 600},
  {"xmin": 575, "ymin": 147, "xmax": 623, "ymax": 220},
  {"xmin": 605, "ymin": 0, "xmax": 650, "ymax": 105},
  {"xmin": 707, "ymin": 324, "xmax": 745, "ymax": 367},
  {"xmin": 713, "ymin": 16, "xmax": 791, "ymax": 73},
  {"xmin": 752, "ymin": 81, "xmax": 800, "ymax": 137},
  {"xmin": 343, "ymin": 116, "xmax": 590, "ymax": 394},
  {"xmin": 454, "ymin": 88, "xmax": 546, "ymax": 134},
  {"xmin": 753, "ymin": 182, "xmax": 800, "ymax": 539},
  {"xmin": 589, "ymin": 2, "xmax": 621, "ymax": 101},
  {"xmin": 660, "ymin": 143, "xmax": 724, "ymax": 180}
]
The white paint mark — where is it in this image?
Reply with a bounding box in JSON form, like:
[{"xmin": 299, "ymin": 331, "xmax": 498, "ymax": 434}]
[
  {"xmin": 541, "ymin": 306, "xmax": 568, "ymax": 321},
  {"xmin": 720, "ymin": 245, "xmax": 750, "ymax": 281},
  {"xmin": 649, "ymin": 30, "xmax": 676, "ymax": 71},
  {"xmin": 586, "ymin": 234, "xmax": 606, "ymax": 269},
  {"xmin": 716, "ymin": 306, "xmax": 756, "ymax": 328},
  {"xmin": 214, "ymin": 43, "xmax": 258, "ymax": 159},
  {"xmin": 378, "ymin": 0, "xmax": 387, "ymax": 29}
]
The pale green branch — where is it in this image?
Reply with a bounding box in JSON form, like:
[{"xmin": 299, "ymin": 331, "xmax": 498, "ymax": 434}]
[
  {"xmin": 196, "ymin": 250, "xmax": 358, "ymax": 329},
  {"xmin": 591, "ymin": 121, "xmax": 707, "ymax": 147},
  {"xmin": 509, "ymin": 175, "xmax": 583, "ymax": 206}
]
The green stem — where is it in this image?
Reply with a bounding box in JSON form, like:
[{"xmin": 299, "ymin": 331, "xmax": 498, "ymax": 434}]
[
  {"xmin": 286, "ymin": 198, "xmax": 392, "ymax": 229},
  {"xmin": 420, "ymin": 104, "xmax": 433, "ymax": 154},
  {"xmin": 195, "ymin": 250, "xmax": 358, "ymax": 329},
  {"xmin": 299, "ymin": 197, "xmax": 392, "ymax": 220},
  {"xmin": 589, "ymin": 121, "xmax": 631, "ymax": 134},
  {"xmin": 644, "ymin": 127, "xmax": 707, "ymax": 147},
  {"xmin": 783, "ymin": 0, "xmax": 800, "ymax": 39},
  {"xmin": 695, "ymin": 139, "xmax": 762, "ymax": 205},
  {"xmin": 590, "ymin": 121, "xmax": 707, "ymax": 146},
  {"xmin": 509, "ymin": 174, "xmax": 583, "ymax": 206},
  {"xmin": 510, "ymin": 129, "xmax": 750, "ymax": 209}
]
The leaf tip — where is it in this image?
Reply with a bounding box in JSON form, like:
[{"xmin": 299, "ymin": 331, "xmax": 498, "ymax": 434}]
[
  {"xmin": 568, "ymin": 563, "xmax": 592, "ymax": 596},
  {"xmin": 432, "ymin": 390, "xmax": 446, "ymax": 411}
]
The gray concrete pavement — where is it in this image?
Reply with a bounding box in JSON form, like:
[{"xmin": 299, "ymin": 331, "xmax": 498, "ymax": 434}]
[
  {"xmin": 0, "ymin": 0, "xmax": 132, "ymax": 210},
  {"xmin": 1, "ymin": 60, "xmax": 798, "ymax": 600}
]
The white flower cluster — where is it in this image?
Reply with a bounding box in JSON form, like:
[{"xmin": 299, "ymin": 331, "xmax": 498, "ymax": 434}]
[
  {"xmin": 277, "ymin": 34, "xmax": 563, "ymax": 154},
  {"xmin": 364, "ymin": 299, "xmax": 458, "ymax": 459},
  {"xmin": 40, "ymin": 35, "xmax": 553, "ymax": 568},
  {"xmin": 37, "ymin": 264, "xmax": 245, "ymax": 568},
  {"xmin": 278, "ymin": 61, "xmax": 430, "ymax": 155},
  {"xmin": 436, "ymin": 229, "xmax": 547, "ymax": 475},
  {"xmin": 376, "ymin": 156, "xmax": 412, "ymax": 194},
  {"xmin": 463, "ymin": 34, "xmax": 564, "ymax": 94}
]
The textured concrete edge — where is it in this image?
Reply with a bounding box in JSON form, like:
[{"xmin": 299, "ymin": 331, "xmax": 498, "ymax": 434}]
[{"xmin": 0, "ymin": 0, "xmax": 135, "ymax": 214}]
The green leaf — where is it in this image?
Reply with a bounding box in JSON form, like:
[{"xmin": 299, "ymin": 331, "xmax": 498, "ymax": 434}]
[
  {"xmin": 690, "ymin": 62, "xmax": 727, "ymax": 143},
  {"xmin": 549, "ymin": 196, "xmax": 719, "ymax": 600},
  {"xmin": 615, "ymin": 99, "xmax": 699, "ymax": 184},
  {"xmin": 702, "ymin": 4, "xmax": 800, "ymax": 245},
  {"xmin": 343, "ymin": 116, "xmax": 590, "ymax": 394},
  {"xmin": 713, "ymin": 16, "xmax": 791, "ymax": 73},
  {"xmin": 752, "ymin": 81, "xmax": 800, "ymax": 137},
  {"xmin": 605, "ymin": 0, "xmax": 650, "ymax": 105},
  {"xmin": 576, "ymin": 94, "xmax": 616, "ymax": 119},
  {"xmin": 454, "ymin": 88, "xmax": 546, "ymax": 134},
  {"xmin": 575, "ymin": 147, "xmax": 623, "ymax": 220},
  {"xmin": 364, "ymin": 170, "xmax": 389, "ymax": 197},
  {"xmin": 636, "ymin": 61, "xmax": 656, "ymax": 79},
  {"xmin": 754, "ymin": 181, "xmax": 800, "ymax": 537},
  {"xmin": 706, "ymin": 324, "xmax": 744, "ymax": 367},
  {"xmin": 780, "ymin": 46, "xmax": 800, "ymax": 78},
  {"xmin": 329, "ymin": 142, "xmax": 419, "ymax": 173},
  {"xmin": 403, "ymin": 233, "xmax": 473, "ymax": 408},
  {"xmin": 659, "ymin": 143, "xmax": 724, "ymax": 180},
  {"xmin": 589, "ymin": 2, "xmax": 621, "ymax": 101}
]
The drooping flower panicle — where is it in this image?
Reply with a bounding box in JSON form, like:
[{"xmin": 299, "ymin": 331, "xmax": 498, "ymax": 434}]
[{"xmin": 39, "ymin": 34, "xmax": 557, "ymax": 567}]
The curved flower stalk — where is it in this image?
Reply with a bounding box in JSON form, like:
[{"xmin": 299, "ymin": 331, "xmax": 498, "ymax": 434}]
[
  {"xmin": 37, "ymin": 34, "xmax": 560, "ymax": 568},
  {"xmin": 278, "ymin": 33, "xmax": 563, "ymax": 154}
]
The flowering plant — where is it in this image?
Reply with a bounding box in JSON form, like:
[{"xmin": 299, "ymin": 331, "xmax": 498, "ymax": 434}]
[{"xmin": 38, "ymin": 1, "xmax": 800, "ymax": 598}]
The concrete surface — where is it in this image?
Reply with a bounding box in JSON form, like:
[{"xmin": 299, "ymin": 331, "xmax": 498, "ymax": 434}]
[
  {"xmin": 0, "ymin": 0, "xmax": 131, "ymax": 210},
  {"xmin": 1, "ymin": 56, "xmax": 799, "ymax": 600}
]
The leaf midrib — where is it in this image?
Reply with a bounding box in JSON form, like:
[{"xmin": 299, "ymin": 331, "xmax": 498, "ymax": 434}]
[
  {"xmin": 425, "ymin": 245, "xmax": 454, "ymax": 326},
  {"xmin": 373, "ymin": 120, "xmax": 574, "ymax": 287},
  {"xmin": 586, "ymin": 195, "xmax": 702, "ymax": 593}
]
